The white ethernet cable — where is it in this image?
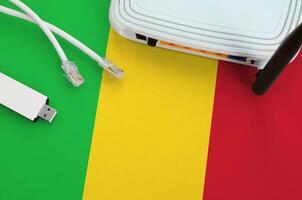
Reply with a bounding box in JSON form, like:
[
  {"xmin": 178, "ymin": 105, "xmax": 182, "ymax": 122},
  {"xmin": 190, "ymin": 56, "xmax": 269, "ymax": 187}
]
[
  {"xmin": 0, "ymin": 72, "xmax": 57, "ymax": 123},
  {"xmin": 0, "ymin": 2, "xmax": 124, "ymax": 82},
  {"xmin": 10, "ymin": 0, "xmax": 84, "ymax": 87}
]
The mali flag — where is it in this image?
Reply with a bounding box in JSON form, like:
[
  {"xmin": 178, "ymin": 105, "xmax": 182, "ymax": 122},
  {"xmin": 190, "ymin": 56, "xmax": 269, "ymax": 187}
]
[{"xmin": 1, "ymin": 1, "xmax": 302, "ymax": 200}]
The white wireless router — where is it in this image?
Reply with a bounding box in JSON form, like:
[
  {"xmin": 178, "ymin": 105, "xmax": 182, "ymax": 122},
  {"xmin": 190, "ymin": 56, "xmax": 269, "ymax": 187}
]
[{"xmin": 110, "ymin": 0, "xmax": 302, "ymax": 95}]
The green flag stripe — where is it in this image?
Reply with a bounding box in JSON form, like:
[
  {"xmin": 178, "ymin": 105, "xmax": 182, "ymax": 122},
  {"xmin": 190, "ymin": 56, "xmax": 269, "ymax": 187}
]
[{"xmin": 0, "ymin": 1, "xmax": 111, "ymax": 199}]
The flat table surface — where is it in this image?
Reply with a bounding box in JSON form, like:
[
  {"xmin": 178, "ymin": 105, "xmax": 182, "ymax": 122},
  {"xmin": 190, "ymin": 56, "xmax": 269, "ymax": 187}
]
[{"xmin": 1, "ymin": 1, "xmax": 302, "ymax": 200}]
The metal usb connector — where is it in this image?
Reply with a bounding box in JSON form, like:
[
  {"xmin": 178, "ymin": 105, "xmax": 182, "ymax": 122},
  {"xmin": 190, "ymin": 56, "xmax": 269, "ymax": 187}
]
[{"xmin": 38, "ymin": 104, "xmax": 57, "ymax": 123}]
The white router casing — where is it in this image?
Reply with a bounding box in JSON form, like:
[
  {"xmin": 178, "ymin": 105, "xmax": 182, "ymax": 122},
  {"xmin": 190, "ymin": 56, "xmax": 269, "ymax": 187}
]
[{"xmin": 109, "ymin": 0, "xmax": 302, "ymax": 69}]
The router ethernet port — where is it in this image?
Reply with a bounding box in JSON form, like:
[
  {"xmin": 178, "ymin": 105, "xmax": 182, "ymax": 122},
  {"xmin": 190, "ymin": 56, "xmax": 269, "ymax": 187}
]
[{"xmin": 136, "ymin": 34, "xmax": 147, "ymax": 41}]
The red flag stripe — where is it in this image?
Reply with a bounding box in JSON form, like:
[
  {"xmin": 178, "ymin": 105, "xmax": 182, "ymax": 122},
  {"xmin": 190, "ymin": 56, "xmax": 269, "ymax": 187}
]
[{"xmin": 204, "ymin": 52, "xmax": 302, "ymax": 200}]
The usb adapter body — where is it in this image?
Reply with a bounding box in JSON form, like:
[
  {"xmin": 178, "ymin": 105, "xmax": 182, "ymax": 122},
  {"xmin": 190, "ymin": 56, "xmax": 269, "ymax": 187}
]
[{"xmin": 0, "ymin": 72, "xmax": 57, "ymax": 123}]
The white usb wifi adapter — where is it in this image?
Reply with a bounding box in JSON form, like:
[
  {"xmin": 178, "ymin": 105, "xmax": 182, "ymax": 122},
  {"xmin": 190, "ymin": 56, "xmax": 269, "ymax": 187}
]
[{"xmin": 0, "ymin": 72, "xmax": 57, "ymax": 123}]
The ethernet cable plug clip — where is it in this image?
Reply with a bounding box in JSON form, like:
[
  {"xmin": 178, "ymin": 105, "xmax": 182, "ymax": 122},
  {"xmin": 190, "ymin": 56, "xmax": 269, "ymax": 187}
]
[
  {"xmin": 99, "ymin": 58, "xmax": 124, "ymax": 79},
  {"xmin": 0, "ymin": 72, "xmax": 57, "ymax": 123},
  {"xmin": 62, "ymin": 61, "xmax": 84, "ymax": 87}
]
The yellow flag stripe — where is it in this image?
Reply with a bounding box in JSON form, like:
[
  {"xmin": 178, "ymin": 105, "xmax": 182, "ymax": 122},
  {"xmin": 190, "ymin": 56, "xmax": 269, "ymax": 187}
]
[{"xmin": 83, "ymin": 29, "xmax": 218, "ymax": 200}]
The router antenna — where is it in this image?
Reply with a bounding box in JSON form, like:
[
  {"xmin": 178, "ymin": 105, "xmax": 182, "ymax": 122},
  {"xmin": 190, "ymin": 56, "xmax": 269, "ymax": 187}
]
[{"xmin": 252, "ymin": 23, "xmax": 302, "ymax": 95}]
